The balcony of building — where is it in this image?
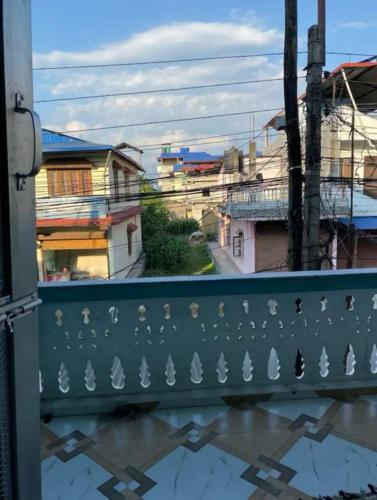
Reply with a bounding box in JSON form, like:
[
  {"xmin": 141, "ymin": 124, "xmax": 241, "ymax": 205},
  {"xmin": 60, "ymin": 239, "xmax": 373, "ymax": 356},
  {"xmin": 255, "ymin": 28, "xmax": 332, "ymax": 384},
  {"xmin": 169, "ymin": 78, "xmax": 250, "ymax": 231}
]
[
  {"xmin": 39, "ymin": 269, "xmax": 377, "ymax": 499},
  {"xmin": 223, "ymin": 183, "xmax": 356, "ymax": 222}
]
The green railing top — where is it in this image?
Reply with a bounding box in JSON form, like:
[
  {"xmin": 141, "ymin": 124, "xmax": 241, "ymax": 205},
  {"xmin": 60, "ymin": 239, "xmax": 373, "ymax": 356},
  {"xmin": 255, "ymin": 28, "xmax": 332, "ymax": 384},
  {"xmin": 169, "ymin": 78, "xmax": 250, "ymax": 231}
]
[{"xmin": 38, "ymin": 268, "xmax": 377, "ymax": 302}]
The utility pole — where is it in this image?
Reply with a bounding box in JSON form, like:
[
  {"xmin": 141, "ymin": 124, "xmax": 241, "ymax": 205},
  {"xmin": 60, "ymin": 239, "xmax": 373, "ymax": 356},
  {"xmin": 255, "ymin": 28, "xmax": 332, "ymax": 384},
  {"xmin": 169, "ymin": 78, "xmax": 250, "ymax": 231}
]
[
  {"xmin": 284, "ymin": 0, "xmax": 303, "ymax": 271},
  {"xmin": 303, "ymin": 23, "xmax": 324, "ymax": 270},
  {"xmin": 347, "ymin": 108, "xmax": 357, "ymax": 268}
]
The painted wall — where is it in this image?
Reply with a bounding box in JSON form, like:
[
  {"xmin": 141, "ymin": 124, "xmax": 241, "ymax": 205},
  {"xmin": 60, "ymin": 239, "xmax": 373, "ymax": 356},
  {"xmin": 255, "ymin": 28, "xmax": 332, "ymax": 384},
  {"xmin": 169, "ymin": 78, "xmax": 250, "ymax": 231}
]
[
  {"xmin": 108, "ymin": 215, "xmax": 143, "ymax": 278},
  {"xmin": 50, "ymin": 249, "xmax": 108, "ymax": 278},
  {"xmin": 219, "ymin": 219, "xmax": 255, "ymax": 274}
]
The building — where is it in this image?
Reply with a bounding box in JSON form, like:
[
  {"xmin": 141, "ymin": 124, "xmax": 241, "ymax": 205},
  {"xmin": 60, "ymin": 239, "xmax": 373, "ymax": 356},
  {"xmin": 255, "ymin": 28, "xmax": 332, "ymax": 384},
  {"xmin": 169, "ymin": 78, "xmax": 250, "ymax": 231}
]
[
  {"xmin": 217, "ymin": 60, "xmax": 377, "ymax": 273},
  {"xmin": 36, "ymin": 129, "xmax": 144, "ymax": 281},
  {"xmin": 157, "ymin": 146, "xmax": 222, "ymax": 232}
]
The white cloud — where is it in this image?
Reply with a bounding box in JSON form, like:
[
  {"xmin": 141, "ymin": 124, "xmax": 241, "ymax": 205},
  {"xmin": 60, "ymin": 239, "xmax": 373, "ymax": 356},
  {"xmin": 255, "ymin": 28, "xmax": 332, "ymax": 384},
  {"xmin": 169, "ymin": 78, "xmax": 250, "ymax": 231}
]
[
  {"xmin": 34, "ymin": 19, "xmax": 286, "ymax": 173},
  {"xmin": 33, "ymin": 21, "xmax": 282, "ymax": 67},
  {"xmin": 333, "ymin": 21, "xmax": 376, "ymax": 30}
]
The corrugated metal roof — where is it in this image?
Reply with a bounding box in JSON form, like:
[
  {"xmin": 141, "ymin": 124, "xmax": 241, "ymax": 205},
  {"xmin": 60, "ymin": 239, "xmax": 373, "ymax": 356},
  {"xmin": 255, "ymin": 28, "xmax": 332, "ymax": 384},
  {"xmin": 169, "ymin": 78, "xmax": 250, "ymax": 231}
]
[
  {"xmin": 338, "ymin": 216, "xmax": 377, "ymax": 230},
  {"xmin": 159, "ymin": 147, "xmax": 222, "ymax": 162},
  {"xmin": 42, "ymin": 129, "xmax": 112, "ymax": 153}
]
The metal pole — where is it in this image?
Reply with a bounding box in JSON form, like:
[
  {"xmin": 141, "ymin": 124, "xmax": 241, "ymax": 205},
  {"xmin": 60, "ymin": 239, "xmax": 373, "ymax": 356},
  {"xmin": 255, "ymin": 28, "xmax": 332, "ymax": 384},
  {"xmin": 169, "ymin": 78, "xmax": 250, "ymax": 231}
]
[{"xmin": 284, "ymin": 0, "xmax": 303, "ymax": 271}]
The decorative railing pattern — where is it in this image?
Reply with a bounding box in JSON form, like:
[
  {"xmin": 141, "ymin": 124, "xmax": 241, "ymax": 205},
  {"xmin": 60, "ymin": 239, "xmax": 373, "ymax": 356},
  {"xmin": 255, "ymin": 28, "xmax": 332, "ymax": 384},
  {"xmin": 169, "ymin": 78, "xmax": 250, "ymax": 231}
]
[
  {"xmin": 225, "ymin": 183, "xmax": 350, "ymax": 220},
  {"xmin": 39, "ymin": 270, "xmax": 377, "ymax": 413}
]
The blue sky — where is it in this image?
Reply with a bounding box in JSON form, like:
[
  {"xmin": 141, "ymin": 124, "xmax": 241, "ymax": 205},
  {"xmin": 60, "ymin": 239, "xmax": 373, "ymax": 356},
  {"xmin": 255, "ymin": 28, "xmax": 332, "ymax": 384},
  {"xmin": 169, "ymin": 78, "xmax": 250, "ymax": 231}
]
[{"xmin": 31, "ymin": 1, "xmax": 377, "ymax": 171}]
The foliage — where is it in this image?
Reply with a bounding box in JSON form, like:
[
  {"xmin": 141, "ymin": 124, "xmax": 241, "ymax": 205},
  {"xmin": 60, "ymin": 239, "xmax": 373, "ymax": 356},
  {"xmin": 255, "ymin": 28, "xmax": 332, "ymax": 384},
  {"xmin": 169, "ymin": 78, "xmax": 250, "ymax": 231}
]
[
  {"xmin": 144, "ymin": 233, "xmax": 188, "ymax": 270},
  {"xmin": 141, "ymin": 204, "xmax": 170, "ymax": 243},
  {"xmin": 205, "ymin": 231, "xmax": 217, "ymax": 242},
  {"xmin": 166, "ymin": 218, "xmax": 200, "ymax": 235}
]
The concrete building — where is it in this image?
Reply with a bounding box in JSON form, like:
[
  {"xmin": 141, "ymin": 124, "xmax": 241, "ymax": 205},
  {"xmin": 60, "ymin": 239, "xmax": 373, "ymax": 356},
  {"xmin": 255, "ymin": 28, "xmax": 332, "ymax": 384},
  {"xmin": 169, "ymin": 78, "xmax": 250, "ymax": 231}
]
[
  {"xmin": 217, "ymin": 61, "xmax": 377, "ymax": 273},
  {"xmin": 157, "ymin": 146, "xmax": 222, "ymax": 232},
  {"xmin": 36, "ymin": 130, "xmax": 144, "ymax": 281}
]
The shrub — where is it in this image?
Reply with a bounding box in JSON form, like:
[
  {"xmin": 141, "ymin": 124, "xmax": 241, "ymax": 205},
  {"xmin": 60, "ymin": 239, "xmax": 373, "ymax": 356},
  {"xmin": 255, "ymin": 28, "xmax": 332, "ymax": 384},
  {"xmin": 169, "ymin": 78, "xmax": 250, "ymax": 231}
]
[
  {"xmin": 144, "ymin": 233, "xmax": 188, "ymax": 271},
  {"xmin": 167, "ymin": 217, "xmax": 200, "ymax": 235}
]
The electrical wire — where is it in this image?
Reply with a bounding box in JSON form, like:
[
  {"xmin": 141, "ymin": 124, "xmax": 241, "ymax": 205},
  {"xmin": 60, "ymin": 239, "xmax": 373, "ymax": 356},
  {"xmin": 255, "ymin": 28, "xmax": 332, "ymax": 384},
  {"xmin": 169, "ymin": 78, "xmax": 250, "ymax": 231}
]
[
  {"xmin": 60, "ymin": 107, "xmax": 284, "ymax": 134},
  {"xmin": 35, "ymin": 76, "xmax": 300, "ymax": 104}
]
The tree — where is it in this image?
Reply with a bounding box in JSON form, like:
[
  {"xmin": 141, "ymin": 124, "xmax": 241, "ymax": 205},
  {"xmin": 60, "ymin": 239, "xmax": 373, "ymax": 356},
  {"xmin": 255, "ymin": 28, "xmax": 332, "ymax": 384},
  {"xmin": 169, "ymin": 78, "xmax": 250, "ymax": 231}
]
[{"xmin": 242, "ymin": 351, "xmax": 253, "ymax": 382}]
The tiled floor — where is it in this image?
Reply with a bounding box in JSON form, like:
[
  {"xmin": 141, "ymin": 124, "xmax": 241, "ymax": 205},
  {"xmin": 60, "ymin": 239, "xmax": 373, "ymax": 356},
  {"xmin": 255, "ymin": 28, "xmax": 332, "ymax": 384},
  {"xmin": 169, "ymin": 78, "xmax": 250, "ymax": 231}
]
[{"xmin": 41, "ymin": 393, "xmax": 377, "ymax": 499}]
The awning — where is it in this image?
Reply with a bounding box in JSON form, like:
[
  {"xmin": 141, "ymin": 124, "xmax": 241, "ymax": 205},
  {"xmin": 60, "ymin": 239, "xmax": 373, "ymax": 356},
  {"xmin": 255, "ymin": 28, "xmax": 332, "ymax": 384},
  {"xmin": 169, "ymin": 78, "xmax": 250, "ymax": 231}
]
[
  {"xmin": 127, "ymin": 223, "xmax": 138, "ymax": 233},
  {"xmin": 322, "ymin": 61, "xmax": 377, "ymax": 111},
  {"xmin": 338, "ymin": 216, "xmax": 377, "ymax": 230}
]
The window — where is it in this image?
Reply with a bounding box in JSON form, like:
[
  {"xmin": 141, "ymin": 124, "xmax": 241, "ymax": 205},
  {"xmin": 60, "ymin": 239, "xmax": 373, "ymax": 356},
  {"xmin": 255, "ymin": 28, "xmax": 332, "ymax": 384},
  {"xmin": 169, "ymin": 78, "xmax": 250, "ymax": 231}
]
[
  {"xmin": 225, "ymin": 224, "xmax": 231, "ymax": 248},
  {"xmin": 233, "ymin": 231, "xmax": 244, "ymax": 258},
  {"xmin": 364, "ymin": 156, "xmax": 377, "ymax": 198},
  {"xmin": 123, "ymin": 170, "xmax": 131, "ymax": 197},
  {"xmin": 127, "ymin": 223, "xmax": 138, "ymax": 256},
  {"xmin": 202, "ymin": 188, "xmax": 210, "ymax": 197},
  {"xmin": 113, "ymin": 164, "xmax": 121, "ymax": 201},
  {"xmin": 47, "ymin": 167, "xmax": 92, "ymax": 197},
  {"xmin": 127, "ymin": 230, "xmax": 132, "ymax": 256}
]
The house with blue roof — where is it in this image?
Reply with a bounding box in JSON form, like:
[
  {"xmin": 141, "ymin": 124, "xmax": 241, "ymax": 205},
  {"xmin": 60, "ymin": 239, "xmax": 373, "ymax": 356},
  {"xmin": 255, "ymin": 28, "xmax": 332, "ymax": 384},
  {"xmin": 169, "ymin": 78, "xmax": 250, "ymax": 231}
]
[
  {"xmin": 36, "ymin": 129, "xmax": 145, "ymax": 281},
  {"xmin": 156, "ymin": 146, "xmax": 223, "ymax": 230}
]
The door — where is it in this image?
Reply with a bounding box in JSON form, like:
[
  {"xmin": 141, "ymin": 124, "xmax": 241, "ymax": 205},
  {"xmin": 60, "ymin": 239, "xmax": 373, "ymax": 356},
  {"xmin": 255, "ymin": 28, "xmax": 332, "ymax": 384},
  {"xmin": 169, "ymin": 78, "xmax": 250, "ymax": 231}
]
[{"xmin": 0, "ymin": 0, "xmax": 42, "ymax": 498}]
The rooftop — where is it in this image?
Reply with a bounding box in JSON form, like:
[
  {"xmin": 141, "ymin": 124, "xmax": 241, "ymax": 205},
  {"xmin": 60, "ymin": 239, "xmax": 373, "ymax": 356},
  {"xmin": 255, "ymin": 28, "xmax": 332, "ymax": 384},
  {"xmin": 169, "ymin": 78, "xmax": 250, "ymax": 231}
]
[
  {"xmin": 42, "ymin": 128, "xmax": 112, "ymax": 154},
  {"xmin": 158, "ymin": 147, "xmax": 223, "ymax": 163},
  {"xmin": 42, "ymin": 128, "xmax": 145, "ymax": 172}
]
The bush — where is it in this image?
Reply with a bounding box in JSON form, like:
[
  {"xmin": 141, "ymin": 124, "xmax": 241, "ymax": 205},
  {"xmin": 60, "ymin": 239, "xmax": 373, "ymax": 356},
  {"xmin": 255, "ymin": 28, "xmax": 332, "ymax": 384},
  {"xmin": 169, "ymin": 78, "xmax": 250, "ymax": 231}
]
[
  {"xmin": 167, "ymin": 217, "xmax": 200, "ymax": 235},
  {"xmin": 144, "ymin": 233, "xmax": 188, "ymax": 271},
  {"xmin": 205, "ymin": 231, "xmax": 217, "ymax": 242},
  {"xmin": 141, "ymin": 204, "xmax": 170, "ymax": 243}
]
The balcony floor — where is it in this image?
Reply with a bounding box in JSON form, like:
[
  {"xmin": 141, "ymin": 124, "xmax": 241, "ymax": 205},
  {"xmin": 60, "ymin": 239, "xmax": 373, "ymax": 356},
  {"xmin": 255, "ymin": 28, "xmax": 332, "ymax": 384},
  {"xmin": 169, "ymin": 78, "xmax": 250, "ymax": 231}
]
[{"xmin": 41, "ymin": 392, "xmax": 377, "ymax": 499}]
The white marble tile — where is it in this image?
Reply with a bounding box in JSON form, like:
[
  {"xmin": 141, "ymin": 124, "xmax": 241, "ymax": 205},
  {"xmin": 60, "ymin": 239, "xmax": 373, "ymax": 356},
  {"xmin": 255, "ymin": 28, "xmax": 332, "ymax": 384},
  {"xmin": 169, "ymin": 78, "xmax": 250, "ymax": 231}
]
[
  {"xmin": 360, "ymin": 394, "xmax": 377, "ymax": 405},
  {"xmin": 46, "ymin": 415, "xmax": 115, "ymax": 438},
  {"xmin": 151, "ymin": 405, "xmax": 230, "ymax": 428},
  {"xmin": 256, "ymin": 397, "xmax": 334, "ymax": 421},
  {"xmin": 144, "ymin": 444, "xmax": 256, "ymax": 500},
  {"xmin": 42, "ymin": 453, "xmax": 111, "ymax": 499},
  {"xmin": 280, "ymin": 434, "xmax": 377, "ymax": 496}
]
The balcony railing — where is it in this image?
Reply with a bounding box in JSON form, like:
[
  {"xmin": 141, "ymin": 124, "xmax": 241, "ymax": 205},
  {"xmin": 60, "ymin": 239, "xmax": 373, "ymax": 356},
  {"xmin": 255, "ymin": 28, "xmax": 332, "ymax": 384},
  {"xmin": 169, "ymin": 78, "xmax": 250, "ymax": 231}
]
[
  {"xmin": 39, "ymin": 269, "xmax": 377, "ymax": 415},
  {"xmin": 36, "ymin": 195, "xmax": 108, "ymax": 220},
  {"xmin": 224, "ymin": 183, "xmax": 350, "ymax": 220}
]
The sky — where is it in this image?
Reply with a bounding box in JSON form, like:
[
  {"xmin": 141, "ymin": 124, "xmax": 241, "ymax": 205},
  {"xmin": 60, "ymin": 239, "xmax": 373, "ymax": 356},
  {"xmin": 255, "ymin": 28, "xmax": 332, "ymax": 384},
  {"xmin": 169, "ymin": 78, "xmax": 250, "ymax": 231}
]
[{"xmin": 31, "ymin": 0, "xmax": 377, "ymax": 173}]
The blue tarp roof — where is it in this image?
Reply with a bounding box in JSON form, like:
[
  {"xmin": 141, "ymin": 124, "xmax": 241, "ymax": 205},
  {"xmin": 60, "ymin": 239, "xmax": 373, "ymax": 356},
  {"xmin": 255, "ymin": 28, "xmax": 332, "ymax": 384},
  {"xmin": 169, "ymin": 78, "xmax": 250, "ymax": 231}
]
[
  {"xmin": 42, "ymin": 129, "xmax": 112, "ymax": 153},
  {"xmin": 159, "ymin": 147, "xmax": 222, "ymax": 162},
  {"xmin": 338, "ymin": 216, "xmax": 377, "ymax": 230}
]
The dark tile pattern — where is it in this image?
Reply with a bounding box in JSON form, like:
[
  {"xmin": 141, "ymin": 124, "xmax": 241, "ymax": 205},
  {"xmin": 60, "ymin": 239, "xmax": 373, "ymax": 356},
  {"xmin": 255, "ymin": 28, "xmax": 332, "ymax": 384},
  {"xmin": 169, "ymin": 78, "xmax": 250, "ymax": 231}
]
[
  {"xmin": 46, "ymin": 430, "xmax": 95, "ymax": 462},
  {"xmin": 170, "ymin": 421, "xmax": 217, "ymax": 452},
  {"xmin": 241, "ymin": 455, "xmax": 297, "ymax": 496},
  {"xmin": 97, "ymin": 465, "xmax": 156, "ymax": 499},
  {"xmin": 289, "ymin": 414, "xmax": 334, "ymax": 442}
]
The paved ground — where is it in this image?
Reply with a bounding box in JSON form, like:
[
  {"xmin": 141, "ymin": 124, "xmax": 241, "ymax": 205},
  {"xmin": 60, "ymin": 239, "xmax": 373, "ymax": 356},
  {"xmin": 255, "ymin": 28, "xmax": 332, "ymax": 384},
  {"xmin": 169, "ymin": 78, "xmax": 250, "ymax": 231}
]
[
  {"xmin": 41, "ymin": 393, "xmax": 377, "ymax": 499},
  {"xmin": 207, "ymin": 241, "xmax": 241, "ymax": 275}
]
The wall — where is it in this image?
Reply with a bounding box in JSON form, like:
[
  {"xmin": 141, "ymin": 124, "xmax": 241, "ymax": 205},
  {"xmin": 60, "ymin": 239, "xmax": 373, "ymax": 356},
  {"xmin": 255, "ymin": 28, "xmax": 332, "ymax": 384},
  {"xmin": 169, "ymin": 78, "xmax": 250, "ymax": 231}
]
[
  {"xmin": 356, "ymin": 238, "xmax": 377, "ymax": 268},
  {"xmin": 219, "ymin": 219, "xmax": 255, "ymax": 273},
  {"xmin": 53, "ymin": 249, "xmax": 108, "ymax": 278},
  {"xmin": 36, "ymin": 151, "xmax": 109, "ymax": 200},
  {"xmin": 108, "ymin": 215, "xmax": 143, "ymax": 278},
  {"xmin": 107, "ymin": 152, "xmax": 141, "ymax": 213}
]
